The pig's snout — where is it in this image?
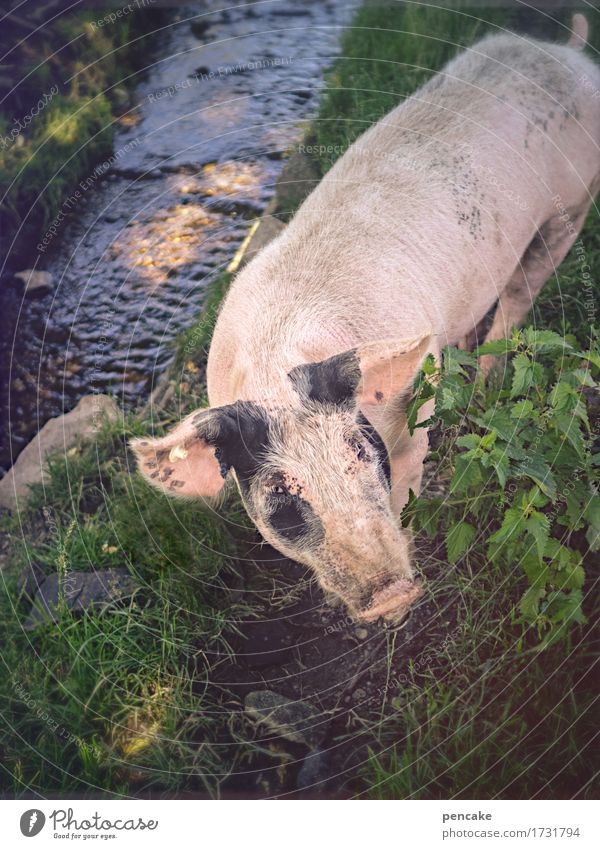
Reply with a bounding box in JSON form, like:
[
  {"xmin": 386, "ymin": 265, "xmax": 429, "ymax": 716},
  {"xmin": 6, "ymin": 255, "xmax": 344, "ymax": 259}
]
[{"xmin": 357, "ymin": 578, "xmax": 423, "ymax": 623}]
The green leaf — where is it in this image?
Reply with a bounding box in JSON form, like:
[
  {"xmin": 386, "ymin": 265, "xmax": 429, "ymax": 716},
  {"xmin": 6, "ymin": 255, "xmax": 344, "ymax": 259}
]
[
  {"xmin": 438, "ymin": 387, "xmax": 458, "ymax": 412},
  {"xmin": 523, "ymin": 328, "xmax": 573, "ymax": 352},
  {"xmin": 401, "ymin": 490, "xmax": 440, "ymax": 537},
  {"xmin": 450, "ymin": 455, "xmax": 482, "ymax": 494},
  {"xmin": 510, "ymin": 399, "xmax": 534, "ymax": 419},
  {"xmin": 488, "ymin": 506, "xmax": 526, "ymax": 549},
  {"xmin": 480, "ymin": 430, "xmax": 497, "ymax": 450},
  {"xmin": 537, "ymin": 590, "xmax": 586, "ymax": 649},
  {"xmin": 550, "ymin": 380, "xmax": 576, "ymax": 411},
  {"xmin": 573, "ymin": 348, "xmax": 600, "ymax": 369},
  {"xmin": 510, "ymin": 353, "xmax": 542, "ymax": 398},
  {"xmin": 543, "ymin": 589, "xmax": 586, "ymax": 625},
  {"xmin": 519, "ymin": 585, "xmax": 545, "ymax": 621},
  {"xmin": 475, "ymin": 338, "xmax": 517, "ymax": 357},
  {"xmin": 443, "ymin": 346, "xmax": 477, "ymax": 375},
  {"xmin": 456, "ymin": 434, "xmax": 482, "ymax": 450},
  {"xmin": 572, "ymin": 368, "xmax": 596, "ymax": 388},
  {"xmin": 558, "ymin": 563, "xmax": 586, "ymax": 590},
  {"xmin": 553, "ymin": 412, "xmax": 586, "ymax": 459},
  {"xmin": 527, "ymin": 485, "xmax": 549, "ymax": 509},
  {"xmin": 584, "ymin": 496, "xmax": 600, "ymax": 551},
  {"xmin": 488, "ymin": 448, "xmax": 510, "ymax": 487},
  {"xmin": 514, "ymin": 456, "xmax": 557, "ymax": 500},
  {"xmin": 526, "ymin": 510, "xmax": 550, "ymax": 563},
  {"xmin": 421, "ymin": 353, "xmax": 438, "ymax": 376},
  {"xmin": 521, "ymin": 551, "xmax": 549, "ymax": 587},
  {"xmin": 471, "ymin": 409, "xmax": 516, "ymax": 442},
  {"xmin": 446, "ymin": 521, "xmax": 477, "ymax": 564},
  {"xmin": 406, "ymin": 382, "xmax": 435, "ymax": 435}
]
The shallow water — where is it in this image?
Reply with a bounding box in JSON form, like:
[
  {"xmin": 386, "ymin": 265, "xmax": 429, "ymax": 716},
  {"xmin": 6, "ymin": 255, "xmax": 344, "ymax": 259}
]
[{"xmin": 1, "ymin": 0, "xmax": 355, "ymax": 469}]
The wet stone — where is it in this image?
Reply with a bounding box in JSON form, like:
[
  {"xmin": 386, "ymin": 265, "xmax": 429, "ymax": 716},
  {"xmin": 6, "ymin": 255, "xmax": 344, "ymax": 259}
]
[
  {"xmin": 244, "ymin": 691, "xmax": 326, "ymax": 749},
  {"xmin": 16, "ymin": 562, "xmax": 46, "ymax": 603},
  {"xmin": 296, "ymin": 747, "xmax": 330, "ymax": 791},
  {"xmin": 190, "ymin": 20, "xmax": 211, "ymax": 39},
  {"xmin": 24, "ymin": 568, "xmax": 138, "ymax": 630},
  {"xmin": 13, "ymin": 269, "xmax": 54, "ymax": 295}
]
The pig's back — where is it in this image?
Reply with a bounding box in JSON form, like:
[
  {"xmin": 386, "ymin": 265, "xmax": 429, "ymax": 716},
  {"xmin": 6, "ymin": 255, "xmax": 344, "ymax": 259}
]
[{"xmin": 208, "ymin": 31, "xmax": 600, "ymax": 403}]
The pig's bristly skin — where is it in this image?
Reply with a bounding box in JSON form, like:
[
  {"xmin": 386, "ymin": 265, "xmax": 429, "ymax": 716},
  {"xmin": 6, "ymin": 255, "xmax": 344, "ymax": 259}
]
[{"xmin": 134, "ymin": 18, "xmax": 600, "ymax": 622}]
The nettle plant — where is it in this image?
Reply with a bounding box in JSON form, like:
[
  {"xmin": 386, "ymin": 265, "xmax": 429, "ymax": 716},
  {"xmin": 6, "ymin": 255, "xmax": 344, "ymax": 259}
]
[{"xmin": 404, "ymin": 327, "xmax": 600, "ymax": 649}]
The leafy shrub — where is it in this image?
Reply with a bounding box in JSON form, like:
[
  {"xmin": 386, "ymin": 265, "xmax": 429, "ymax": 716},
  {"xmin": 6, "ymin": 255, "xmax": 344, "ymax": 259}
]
[{"xmin": 404, "ymin": 328, "xmax": 599, "ymax": 649}]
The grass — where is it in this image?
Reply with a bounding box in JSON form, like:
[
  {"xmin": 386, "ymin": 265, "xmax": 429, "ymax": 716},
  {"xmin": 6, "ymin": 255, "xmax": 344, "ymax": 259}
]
[
  {"xmin": 1, "ymin": 0, "xmax": 598, "ymax": 800},
  {"xmin": 0, "ymin": 416, "xmax": 251, "ymax": 797},
  {"xmin": 363, "ymin": 543, "xmax": 598, "ymax": 799}
]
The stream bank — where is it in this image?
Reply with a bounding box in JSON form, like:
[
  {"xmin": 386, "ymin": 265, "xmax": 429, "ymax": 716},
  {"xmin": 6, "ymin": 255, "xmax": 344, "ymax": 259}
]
[{"xmin": 1, "ymin": 0, "xmax": 355, "ymax": 471}]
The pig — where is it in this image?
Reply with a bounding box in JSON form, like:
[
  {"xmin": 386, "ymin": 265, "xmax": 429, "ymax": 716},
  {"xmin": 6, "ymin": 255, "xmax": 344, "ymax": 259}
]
[{"xmin": 132, "ymin": 15, "xmax": 600, "ymax": 623}]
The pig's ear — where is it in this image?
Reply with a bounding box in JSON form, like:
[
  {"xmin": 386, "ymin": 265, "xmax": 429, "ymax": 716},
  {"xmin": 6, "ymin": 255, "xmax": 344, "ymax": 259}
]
[
  {"xmin": 353, "ymin": 334, "xmax": 433, "ymax": 409},
  {"xmin": 288, "ymin": 333, "xmax": 432, "ymax": 408},
  {"xmin": 130, "ymin": 408, "xmax": 227, "ymax": 499}
]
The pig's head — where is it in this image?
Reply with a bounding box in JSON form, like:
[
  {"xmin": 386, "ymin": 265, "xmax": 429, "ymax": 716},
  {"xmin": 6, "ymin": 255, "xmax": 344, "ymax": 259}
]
[{"xmin": 131, "ymin": 335, "xmax": 430, "ymax": 622}]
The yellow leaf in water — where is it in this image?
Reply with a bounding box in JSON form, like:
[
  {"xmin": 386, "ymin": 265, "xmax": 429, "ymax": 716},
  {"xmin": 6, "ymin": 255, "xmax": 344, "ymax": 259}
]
[{"xmin": 185, "ymin": 361, "xmax": 200, "ymax": 374}]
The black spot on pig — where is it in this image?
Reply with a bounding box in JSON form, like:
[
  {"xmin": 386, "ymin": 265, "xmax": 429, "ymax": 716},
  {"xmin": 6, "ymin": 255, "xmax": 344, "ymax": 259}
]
[
  {"xmin": 356, "ymin": 413, "xmax": 391, "ymax": 487},
  {"xmin": 288, "ymin": 350, "xmax": 361, "ymax": 406},
  {"xmin": 374, "ymin": 391, "xmax": 384, "ymax": 401},
  {"xmin": 194, "ymin": 401, "xmax": 273, "ymax": 488},
  {"xmin": 266, "ymin": 492, "xmax": 320, "ymax": 544}
]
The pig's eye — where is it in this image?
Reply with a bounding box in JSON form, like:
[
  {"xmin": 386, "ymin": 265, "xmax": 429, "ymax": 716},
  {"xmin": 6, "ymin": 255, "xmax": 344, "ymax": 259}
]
[
  {"xmin": 355, "ymin": 442, "xmax": 369, "ymax": 461},
  {"xmin": 270, "ymin": 484, "xmax": 288, "ymax": 497}
]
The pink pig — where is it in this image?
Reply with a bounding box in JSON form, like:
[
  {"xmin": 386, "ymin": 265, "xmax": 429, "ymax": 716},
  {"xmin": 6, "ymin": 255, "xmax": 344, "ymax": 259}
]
[{"xmin": 133, "ymin": 15, "xmax": 600, "ymax": 623}]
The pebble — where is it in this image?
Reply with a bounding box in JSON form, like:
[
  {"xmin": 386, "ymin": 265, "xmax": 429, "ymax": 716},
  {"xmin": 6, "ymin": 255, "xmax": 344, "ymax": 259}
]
[{"xmin": 244, "ymin": 690, "xmax": 326, "ymax": 749}]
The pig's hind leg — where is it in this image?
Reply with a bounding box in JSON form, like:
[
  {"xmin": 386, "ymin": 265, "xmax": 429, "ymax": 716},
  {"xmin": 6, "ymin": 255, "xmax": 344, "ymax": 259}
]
[{"xmin": 480, "ymin": 198, "xmax": 593, "ymax": 372}]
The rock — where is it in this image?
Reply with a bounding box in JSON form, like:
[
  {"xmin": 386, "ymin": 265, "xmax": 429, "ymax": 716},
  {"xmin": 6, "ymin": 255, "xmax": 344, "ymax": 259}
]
[
  {"xmin": 13, "ymin": 269, "xmax": 54, "ymax": 295},
  {"xmin": 244, "ymin": 691, "xmax": 325, "ymax": 749},
  {"xmin": 355, "ymin": 628, "xmax": 369, "ymax": 640},
  {"xmin": 0, "ymin": 395, "xmax": 119, "ymax": 510},
  {"xmin": 274, "ymin": 152, "xmax": 320, "ymax": 213},
  {"xmin": 109, "ymin": 86, "xmax": 130, "ymax": 110},
  {"xmin": 237, "ymin": 216, "xmax": 286, "ymax": 269},
  {"xmin": 24, "ymin": 568, "xmax": 138, "ymax": 629},
  {"xmin": 190, "ymin": 19, "xmax": 211, "ymax": 39},
  {"xmin": 16, "ymin": 562, "xmax": 46, "ymax": 602},
  {"xmin": 296, "ymin": 748, "xmax": 330, "ymax": 791}
]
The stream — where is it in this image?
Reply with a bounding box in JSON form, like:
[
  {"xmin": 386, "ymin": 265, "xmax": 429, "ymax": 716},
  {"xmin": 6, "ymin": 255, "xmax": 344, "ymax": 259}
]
[{"xmin": 1, "ymin": 0, "xmax": 355, "ymax": 470}]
